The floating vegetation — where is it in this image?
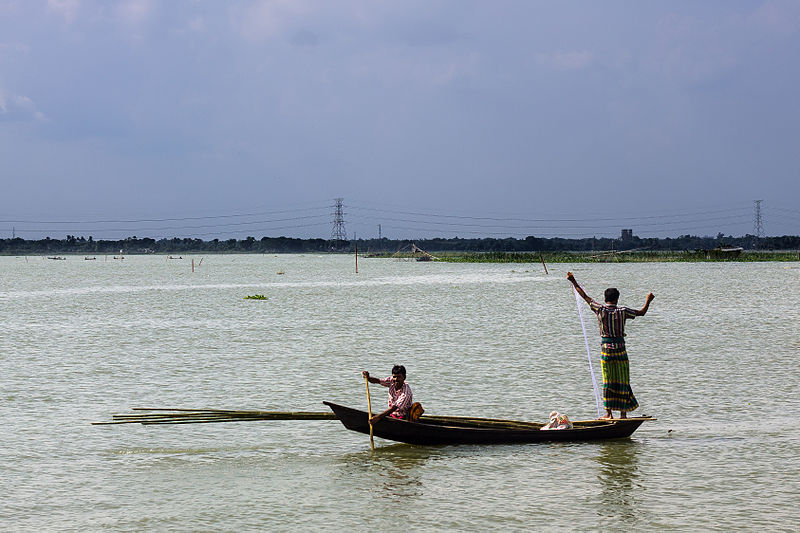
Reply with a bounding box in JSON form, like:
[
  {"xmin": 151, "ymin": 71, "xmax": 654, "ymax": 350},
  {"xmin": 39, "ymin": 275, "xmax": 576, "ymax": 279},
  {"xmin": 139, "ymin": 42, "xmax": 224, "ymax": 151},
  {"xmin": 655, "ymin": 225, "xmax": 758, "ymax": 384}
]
[{"xmin": 244, "ymin": 294, "xmax": 268, "ymax": 300}]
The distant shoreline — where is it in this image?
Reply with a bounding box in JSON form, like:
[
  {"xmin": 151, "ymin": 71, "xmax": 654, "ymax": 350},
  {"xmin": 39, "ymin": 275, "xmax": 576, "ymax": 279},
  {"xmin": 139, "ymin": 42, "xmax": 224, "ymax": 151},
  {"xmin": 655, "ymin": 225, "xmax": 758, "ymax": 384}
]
[
  {"xmin": 2, "ymin": 234, "xmax": 799, "ymax": 261},
  {"xmin": 397, "ymin": 250, "xmax": 800, "ymax": 263},
  {"xmin": 5, "ymin": 250, "xmax": 799, "ymax": 262}
]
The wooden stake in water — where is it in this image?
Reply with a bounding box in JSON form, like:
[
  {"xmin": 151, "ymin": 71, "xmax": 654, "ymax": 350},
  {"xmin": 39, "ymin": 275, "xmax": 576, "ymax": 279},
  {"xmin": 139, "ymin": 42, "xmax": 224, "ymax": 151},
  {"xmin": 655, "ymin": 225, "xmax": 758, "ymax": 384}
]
[
  {"xmin": 355, "ymin": 242, "xmax": 358, "ymax": 274},
  {"xmin": 191, "ymin": 259, "xmax": 195, "ymax": 272},
  {"xmin": 540, "ymin": 254, "xmax": 549, "ymax": 275},
  {"xmin": 364, "ymin": 375, "xmax": 374, "ymax": 450}
]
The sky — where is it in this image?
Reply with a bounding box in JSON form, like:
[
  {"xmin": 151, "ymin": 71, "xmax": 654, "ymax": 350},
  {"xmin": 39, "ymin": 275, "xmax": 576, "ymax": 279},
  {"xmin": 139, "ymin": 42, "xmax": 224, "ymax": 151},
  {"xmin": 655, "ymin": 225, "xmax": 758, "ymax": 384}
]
[{"xmin": 1, "ymin": 0, "xmax": 799, "ymax": 241}]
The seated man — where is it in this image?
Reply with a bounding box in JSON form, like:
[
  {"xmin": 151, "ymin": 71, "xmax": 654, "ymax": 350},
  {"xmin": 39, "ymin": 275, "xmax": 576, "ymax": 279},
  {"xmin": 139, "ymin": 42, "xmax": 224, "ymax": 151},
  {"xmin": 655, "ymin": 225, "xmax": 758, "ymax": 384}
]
[{"xmin": 362, "ymin": 365, "xmax": 412, "ymax": 423}]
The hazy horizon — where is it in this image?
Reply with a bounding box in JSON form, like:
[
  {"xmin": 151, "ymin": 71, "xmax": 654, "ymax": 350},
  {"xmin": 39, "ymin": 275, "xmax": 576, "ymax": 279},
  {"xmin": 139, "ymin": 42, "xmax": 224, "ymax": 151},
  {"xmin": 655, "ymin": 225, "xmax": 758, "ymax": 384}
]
[{"xmin": 2, "ymin": 2, "xmax": 799, "ymax": 240}]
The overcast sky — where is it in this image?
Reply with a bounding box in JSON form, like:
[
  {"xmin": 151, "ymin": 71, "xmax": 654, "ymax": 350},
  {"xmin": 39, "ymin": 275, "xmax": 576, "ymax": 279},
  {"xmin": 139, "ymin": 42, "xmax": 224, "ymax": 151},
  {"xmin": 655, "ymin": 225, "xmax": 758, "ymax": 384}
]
[{"xmin": 1, "ymin": 0, "xmax": 799, "ymax": 240}]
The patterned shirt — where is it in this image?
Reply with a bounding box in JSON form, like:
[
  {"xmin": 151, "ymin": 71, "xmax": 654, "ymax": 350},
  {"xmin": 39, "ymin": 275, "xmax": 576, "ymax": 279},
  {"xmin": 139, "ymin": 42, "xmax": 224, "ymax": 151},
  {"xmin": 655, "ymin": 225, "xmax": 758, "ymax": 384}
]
[
  {"xmin": 378, "ymin": 377, "xmax": 413, "ymax": 419},
  {"xmin": 589, "ymin": 300, "xmax": 636, "ymax": 340}
]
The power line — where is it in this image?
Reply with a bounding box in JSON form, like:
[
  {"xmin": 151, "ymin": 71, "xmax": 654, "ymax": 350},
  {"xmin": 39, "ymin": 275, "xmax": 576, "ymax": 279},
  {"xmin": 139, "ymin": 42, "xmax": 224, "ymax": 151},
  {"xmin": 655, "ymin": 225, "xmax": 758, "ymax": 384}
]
[
  {"xmin": 346, "ymin": 212, "xmax": 752, "ymax": 231},
  {"xmin": 3, "ymin": 199, "xmax": 784, "ymax": 240},
  {"xmin": 347, "ymin": 203, "xmax": 751, "ymax": 223},
  {"xmin": 0, "ymin": 204, "xmax": 331, "ymax": 225},
  {"xmin": 4, "ymin": 214, "xmax": 330, "ymax": 234},
  {"xmin": 11, "ymin": 221, "xmax": 333, "ymax": 240}
]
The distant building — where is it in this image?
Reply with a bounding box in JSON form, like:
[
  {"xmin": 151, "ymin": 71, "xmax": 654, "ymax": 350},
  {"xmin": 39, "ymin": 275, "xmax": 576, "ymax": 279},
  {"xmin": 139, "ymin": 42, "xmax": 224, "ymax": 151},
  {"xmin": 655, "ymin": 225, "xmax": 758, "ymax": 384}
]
[{"xmin": 621, "ymin": 229, "xmax": 633, "ymax": 241}]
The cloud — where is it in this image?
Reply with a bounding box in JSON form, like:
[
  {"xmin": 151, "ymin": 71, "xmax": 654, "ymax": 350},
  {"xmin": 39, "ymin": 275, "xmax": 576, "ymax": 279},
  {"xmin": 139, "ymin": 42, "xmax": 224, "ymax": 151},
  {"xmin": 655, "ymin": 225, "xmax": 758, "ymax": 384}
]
[
  {"xmin": 117, "ymin": 0, "xmax": 154, "ymax": 25},
  {"xmin": 46, "ymin": 0, "xmax": 79, "ymax": 24},
  {"xmin": 750, "ymin": 0, "xmax": 800, "ymax": 35},
  {"xmin": 535, "ymin": 50, "xmax": 593, "ymax": 71},
  {"xmin": 290, "ymin": 29, "xmax": 319, "ymax": 47},
  {"xmin": 187, "ymin": 15, "xmax": 205, "ymax": 33},
  {"xmin": 231, "ymin": 0, "xmax": 312, "ymax": 42},
  {"xmin": 0, "ymin": 91, "xmax": 45, "ymax": 122},
  {"xmin": 0, "ymin": 41, "xmax": 30, "ymax": 56}
]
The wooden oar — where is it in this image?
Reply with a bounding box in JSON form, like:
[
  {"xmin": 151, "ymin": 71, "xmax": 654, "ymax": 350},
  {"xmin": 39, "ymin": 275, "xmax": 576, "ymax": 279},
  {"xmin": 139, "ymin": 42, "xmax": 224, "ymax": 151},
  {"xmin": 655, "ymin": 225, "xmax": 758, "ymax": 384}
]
[{"xmin": 364, "ymin": 375, "xmax": 374, "ymax": 450}]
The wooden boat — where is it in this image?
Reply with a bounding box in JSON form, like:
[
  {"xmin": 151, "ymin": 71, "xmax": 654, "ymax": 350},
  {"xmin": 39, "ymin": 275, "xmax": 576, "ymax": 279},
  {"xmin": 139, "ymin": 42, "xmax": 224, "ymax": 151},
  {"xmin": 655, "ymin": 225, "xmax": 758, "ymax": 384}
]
[{"xmin": 323, "ymin": 402, "xmax": 654, "ymax": 445}]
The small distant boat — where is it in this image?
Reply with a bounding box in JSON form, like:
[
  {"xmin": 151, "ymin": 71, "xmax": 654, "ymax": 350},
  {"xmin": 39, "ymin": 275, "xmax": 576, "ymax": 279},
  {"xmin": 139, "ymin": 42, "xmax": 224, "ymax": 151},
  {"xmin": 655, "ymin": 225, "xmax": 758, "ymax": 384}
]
[
  {"xmin": 705, "ymin": 246, "xmax": 743, "ymax": 259},
  {"xmin": 323, "ymin": 402, "xmax": 654, "ymax": 445},
  {"xmin": 168, "ymin": 256, "xmax": 183, "ymax": 259},
  {"xmin": 84, "ymin": 257, "xmax": 96, "ymax": 261},
  {"xmin": 47, "ymin": 256, "xmax": 66, "ymax": 260}
]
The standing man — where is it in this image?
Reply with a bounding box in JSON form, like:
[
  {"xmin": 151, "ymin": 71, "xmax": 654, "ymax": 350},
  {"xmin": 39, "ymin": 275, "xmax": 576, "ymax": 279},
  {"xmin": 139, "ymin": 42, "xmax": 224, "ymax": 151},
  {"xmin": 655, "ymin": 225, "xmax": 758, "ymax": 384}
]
[
  {"xmin": 567, "ymin": 272, "xmax": 654, "ymax": 419},
  {"xmin": 362, "ymin": 365, "xmax": 412, "ymax": 423}
]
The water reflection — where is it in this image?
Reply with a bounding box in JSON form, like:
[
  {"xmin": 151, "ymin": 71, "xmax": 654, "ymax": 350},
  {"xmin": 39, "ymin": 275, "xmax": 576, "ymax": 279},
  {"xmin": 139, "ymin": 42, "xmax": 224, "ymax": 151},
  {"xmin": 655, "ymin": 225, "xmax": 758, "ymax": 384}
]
[
  {"xmin": 594, "ymin": 441, "xmax": 644, "ymax": 525},
  {"xmin": 336, "ymin": 444, "xmax": 441, "ymax": 502}
]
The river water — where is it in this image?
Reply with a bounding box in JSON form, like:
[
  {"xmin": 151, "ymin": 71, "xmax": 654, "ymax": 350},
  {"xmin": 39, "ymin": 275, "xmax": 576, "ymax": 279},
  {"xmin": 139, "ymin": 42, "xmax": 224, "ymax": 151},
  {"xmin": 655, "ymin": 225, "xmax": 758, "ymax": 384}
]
[{"xmin": 1, "ymin": 254, "xmax": 798, "ymax": 531}]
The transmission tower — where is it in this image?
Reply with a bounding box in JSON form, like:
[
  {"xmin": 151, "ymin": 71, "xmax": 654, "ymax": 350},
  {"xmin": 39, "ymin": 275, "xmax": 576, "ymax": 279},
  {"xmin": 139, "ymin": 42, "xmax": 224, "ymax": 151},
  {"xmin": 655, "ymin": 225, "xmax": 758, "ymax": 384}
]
[
  {"xmin": 754, "ymin": 199, "xmax": 764, "ymax": 240},
  {"xmin": 330, "ymin": 198, "xmax": 348, "ymax": 242}
]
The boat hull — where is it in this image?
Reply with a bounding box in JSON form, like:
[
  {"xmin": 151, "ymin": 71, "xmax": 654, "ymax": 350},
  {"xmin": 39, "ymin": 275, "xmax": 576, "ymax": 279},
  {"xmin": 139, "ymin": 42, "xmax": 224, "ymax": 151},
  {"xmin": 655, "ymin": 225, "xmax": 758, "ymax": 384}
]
[{"xmin": 323, "ymin": 402, "xmax": 651, "ymax": 445}]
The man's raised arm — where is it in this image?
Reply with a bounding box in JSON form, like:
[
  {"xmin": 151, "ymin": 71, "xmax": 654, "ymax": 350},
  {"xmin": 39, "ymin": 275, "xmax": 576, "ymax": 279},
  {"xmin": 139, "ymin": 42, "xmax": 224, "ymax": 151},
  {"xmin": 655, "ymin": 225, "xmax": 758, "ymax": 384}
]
[
  {"xmin": 634, "ymin": 293, "xmax": 655, "ymax": 316},
  {"xmin": 567, "ymin": 272, "xmax": 593, "ymax": 305}
]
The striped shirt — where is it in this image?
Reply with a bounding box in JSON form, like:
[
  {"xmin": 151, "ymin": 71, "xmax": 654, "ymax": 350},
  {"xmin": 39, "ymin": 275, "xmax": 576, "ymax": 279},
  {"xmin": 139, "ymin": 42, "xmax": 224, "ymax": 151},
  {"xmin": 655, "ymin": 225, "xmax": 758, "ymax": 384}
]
[
  {"xmin": 589, "ymin": 300, "xmax": 637, "ymax": 340},
  {"xmin": 378, "ymin": 377, "xmax": 413, "ymax": 419}
]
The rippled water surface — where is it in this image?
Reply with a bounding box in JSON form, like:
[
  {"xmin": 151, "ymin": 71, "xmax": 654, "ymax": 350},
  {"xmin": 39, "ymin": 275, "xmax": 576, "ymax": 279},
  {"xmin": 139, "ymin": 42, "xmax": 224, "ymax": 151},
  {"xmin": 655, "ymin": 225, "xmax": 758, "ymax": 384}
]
[{"xmin": 2, "ymin": 254, "xmax": 799, "ymax": 531}]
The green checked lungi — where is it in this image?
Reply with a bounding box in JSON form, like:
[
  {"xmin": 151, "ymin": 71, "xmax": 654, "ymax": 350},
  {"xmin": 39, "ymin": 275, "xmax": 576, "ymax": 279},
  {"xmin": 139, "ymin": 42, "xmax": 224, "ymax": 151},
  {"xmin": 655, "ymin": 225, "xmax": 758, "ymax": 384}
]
[{"xmin": 600, "ymin": 339, "xmax": 639, "ymax": 413}]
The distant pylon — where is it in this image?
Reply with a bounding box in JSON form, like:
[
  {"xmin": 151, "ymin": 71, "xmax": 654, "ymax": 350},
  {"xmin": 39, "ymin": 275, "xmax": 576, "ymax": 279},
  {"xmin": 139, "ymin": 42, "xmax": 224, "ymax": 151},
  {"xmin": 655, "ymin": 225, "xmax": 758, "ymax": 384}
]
[
  {"xmin": 378, "ymin": 224, "xmax": 382, "ymax": 240},
  {"xmin": 330, "ymin": 198, "xmax": 348, "ymax": 242},
  {"xmin": 754, "ymin": 199, "xmax": 764, "ymax": 240}
]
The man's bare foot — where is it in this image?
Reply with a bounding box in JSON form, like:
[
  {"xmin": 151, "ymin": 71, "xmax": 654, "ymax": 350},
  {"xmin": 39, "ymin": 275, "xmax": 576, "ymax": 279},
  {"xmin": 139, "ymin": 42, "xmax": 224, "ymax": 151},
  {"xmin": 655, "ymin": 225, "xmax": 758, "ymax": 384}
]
[
  {"xmin": 619, "ymin": 412, "xmax": 628, "ymax": 419},
  {"xmin": 599, "ymin": 414, "xmax": 613, "ymax": 420}
]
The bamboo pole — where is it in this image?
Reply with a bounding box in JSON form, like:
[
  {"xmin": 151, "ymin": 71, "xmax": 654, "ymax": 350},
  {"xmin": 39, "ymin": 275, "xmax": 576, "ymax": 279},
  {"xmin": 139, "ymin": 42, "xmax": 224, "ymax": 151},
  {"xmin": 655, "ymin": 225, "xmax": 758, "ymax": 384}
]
[
  {"xmin": 130, "ymin": 408, "xmax": 277, "ymax": 414},
  {"xmin": 540, "ymin": 254, "xmax": 549, "ymax": 275},
  {"xmin": 364, "ymin": 376, "xmax": 374, "ymax": 450},
  {"xmin": 92, "ymin": 410, "xmax": 337, "ymax": 425},
  {"xmin": 121, "ymin": 410, "xmax": 334, "ymax": 418},
  {"xmin": 91, "ymin": 407, "xmax": 655, "ymax": 427}
]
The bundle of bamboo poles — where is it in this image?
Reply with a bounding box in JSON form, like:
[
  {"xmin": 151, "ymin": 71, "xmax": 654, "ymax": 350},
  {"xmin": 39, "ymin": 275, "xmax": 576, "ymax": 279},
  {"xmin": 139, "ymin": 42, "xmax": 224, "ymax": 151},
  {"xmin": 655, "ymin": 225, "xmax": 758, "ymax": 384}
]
[
  {"xmin": 92, "ymin": 408, "xmax": 337, "ymax": 425},
  {"xmin": 93, "ymin": 407, "xmax": 567, "ymax": 430}
]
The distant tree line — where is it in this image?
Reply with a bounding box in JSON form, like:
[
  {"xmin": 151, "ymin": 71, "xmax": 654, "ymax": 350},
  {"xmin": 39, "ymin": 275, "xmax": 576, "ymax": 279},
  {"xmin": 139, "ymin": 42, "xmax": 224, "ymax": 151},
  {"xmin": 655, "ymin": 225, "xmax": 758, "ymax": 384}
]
[
  {"xmin": 1, "ymin": 232, "xmax": 799, "ymax": 255},
  {"xmin": 0, "ymin": 235, "xmax": 329, "ymax": 254}
]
